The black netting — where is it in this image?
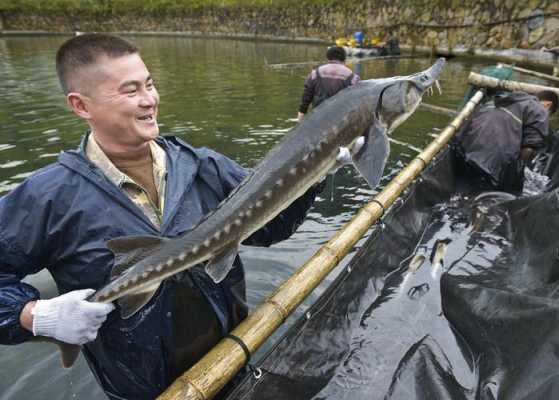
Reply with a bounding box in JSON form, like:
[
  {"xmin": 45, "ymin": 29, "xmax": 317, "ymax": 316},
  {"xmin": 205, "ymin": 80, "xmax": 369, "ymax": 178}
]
[{"xmin": 225, "ymin": 149, "xmax": 559, "ymax": 400}]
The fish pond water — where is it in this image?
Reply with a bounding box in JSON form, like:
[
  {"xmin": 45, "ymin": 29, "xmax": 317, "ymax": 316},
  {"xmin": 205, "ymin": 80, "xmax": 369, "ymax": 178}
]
[{"xmin": 0, "ymin": 35, "xmax": 554, "ymax": 399}]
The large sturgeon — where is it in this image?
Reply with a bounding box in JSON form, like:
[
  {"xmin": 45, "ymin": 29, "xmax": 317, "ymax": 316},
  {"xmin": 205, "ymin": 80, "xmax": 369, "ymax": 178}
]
[{"xmin": 53, "ymin": 58, "xmax": 445, "ymax": 367}]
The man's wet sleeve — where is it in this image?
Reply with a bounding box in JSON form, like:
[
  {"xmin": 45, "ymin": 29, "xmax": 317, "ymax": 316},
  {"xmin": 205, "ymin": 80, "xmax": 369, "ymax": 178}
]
[
  {"xmin": 298, "ymin": 72, "xmax": 316, "ymax": 114},
  {"xmin": 204, "ymin": 148, "xmax": 324, "ymax": 247},
  {"xmin": 244, "ymin": 180, "xmax": 325, "ymax": 247},
  {"xmin": 522, "ymin": 101, "xmax": 550, "ymax": 149},
  {"xmin": 0, "ymin": 189, "xmax": 42, "ymax": 344},
  {"xmin": 0, "ymin": 263, "xmax": 40, "ymax": 344}
]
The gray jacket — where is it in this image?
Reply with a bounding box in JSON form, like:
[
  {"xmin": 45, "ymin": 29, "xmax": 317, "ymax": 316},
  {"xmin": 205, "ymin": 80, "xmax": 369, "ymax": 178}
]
[{"xmin": 298, "ymin": 61, "xmax": 360, "ymax": 114}]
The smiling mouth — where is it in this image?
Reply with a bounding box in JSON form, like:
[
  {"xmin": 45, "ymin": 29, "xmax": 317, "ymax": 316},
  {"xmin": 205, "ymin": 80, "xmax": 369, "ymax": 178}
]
[{"xmin": 137, "ymin": 115, "xmax": 155, "ymax": 122}]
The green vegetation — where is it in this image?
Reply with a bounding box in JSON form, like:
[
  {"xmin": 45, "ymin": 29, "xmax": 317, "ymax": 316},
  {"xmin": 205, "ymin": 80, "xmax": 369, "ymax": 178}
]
[
  {"xmin": 0, "ymin": 0, "xmax": 478, "ymax": 16},
  {"xmin": 0, "ymin": 0, "xmax": 354, "ymax": 14}
]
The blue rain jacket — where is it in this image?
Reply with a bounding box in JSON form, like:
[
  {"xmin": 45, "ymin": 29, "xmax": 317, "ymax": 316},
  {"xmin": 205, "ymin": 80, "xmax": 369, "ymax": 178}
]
[{"xmin": 0, "ymin": 134, "xmax": 320, "ymax": 399}]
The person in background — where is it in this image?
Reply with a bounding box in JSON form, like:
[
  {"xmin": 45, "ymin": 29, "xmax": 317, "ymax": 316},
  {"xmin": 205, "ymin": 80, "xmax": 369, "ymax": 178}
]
[
  {"xmin": 535, "ymin": 90, "xmax": 559, "ymax": 190},
  {"xmin": 383, "ymin": 31, "xmax": 401, "ymax": 55},
  {"xmin": 0, "ymin": 33, "xmax": 326, "ymax": 399},
  {"xmin": 297, "ymin": 46, "xmax": 360, "ymax": 122},
  {"xmin": 374, "ymin": 31, "xmax": 400, "ymax": 56},
  {"xmin": 538, "ymin": 90, "xmax": 558, "ymax": 116},
  {"xmin": 452, "ymin": 90, "xmax": 558, "ymax": 193}
]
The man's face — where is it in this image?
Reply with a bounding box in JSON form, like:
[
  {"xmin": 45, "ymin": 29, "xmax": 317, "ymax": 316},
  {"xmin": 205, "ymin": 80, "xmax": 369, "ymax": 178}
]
[
  {"xmin": 77, "ymin": 53, "xmax": 160, "ymax": 147},
  {"xmin": 540, "ymin": 100, "xmax": 553, "ymax": 113}
]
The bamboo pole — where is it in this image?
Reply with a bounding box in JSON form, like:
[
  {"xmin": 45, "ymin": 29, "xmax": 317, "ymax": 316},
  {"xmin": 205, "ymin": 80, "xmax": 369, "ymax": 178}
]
[
  {"xmin": 158, "ymin": 90, "xmax": 485, "ymax": 400},
  {"xmin": 468, "ymin": 72, "xmax": 559, "ymax": 96},
  {"xmin": 266, "ymin": 60, "xmax": 320, "ymax": 69},
  {"xmin": 419, "ymin": 102, "xmax": 456, "ymax": 117},
  {"xmin": 266, "ymin": 54, "xmax": 418, "ymax": 69},
  {"xmin": 497, "ymin": 63, "xmax": 559, "ymax": 84}
]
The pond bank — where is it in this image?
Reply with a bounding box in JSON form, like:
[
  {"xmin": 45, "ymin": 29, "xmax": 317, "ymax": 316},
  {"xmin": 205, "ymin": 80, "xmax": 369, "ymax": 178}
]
[
  {"xmin": 2, "ymin": 28, "xmax": 558, "ymax": 72},
  {"xmin": 1, "ymin": 0, "xmax": 558, "ymax": 70}
]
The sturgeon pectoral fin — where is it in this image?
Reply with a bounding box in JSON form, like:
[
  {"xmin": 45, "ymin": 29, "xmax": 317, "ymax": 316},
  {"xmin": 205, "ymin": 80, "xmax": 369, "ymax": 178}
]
[
  {"xmin": 352, "ymin": 120, "xmax": 390, "ymax": 189},
  {"xmin": 106, "ymin": 235, "xmax": 168, "ymax": 280},
  {"xmin": 205, "ymin": 245, "xmax": 240, "ymax": 283},
  {"xmin": 118, "ymin": 283, "xmax": 161, "ymax": 319}
]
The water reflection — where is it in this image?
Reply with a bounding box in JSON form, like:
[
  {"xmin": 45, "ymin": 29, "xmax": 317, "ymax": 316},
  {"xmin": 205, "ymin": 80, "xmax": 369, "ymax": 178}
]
[{"xmin": 0, "ymin": 35, "xmax": 509, "ymax": 399}]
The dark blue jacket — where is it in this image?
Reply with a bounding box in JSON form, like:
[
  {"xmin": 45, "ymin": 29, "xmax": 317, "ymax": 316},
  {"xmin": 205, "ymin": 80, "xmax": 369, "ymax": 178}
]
[
  {"xmin": 453, "ymin": 91, "xmax": 549, "ymax": 191},
  {"xmin": 0, "ymin": 135, "xmax": 319, "ymax": 399}
]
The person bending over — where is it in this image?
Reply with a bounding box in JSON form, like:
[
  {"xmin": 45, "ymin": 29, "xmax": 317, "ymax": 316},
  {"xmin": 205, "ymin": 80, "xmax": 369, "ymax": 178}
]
[{"xmin": 452, "ymin": 90, "xmax": 557, "ymax": 193}]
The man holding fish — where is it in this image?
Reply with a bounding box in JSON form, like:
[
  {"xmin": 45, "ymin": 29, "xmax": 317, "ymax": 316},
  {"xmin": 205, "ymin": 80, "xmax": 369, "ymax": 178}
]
[
  {"xmin": 0, "ymin": 32, "xmax": 445, "ymax": 399},
  {"xmin": 0, "ymin": 34, "xmax": 326, "ymax": 399}
]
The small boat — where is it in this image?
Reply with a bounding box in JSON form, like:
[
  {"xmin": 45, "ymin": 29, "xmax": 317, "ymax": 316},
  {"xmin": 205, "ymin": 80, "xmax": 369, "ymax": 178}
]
[
  {"xmin": 336, "ymin": 34, "xmax": 401, "ymax": 59},
  {"xmin": 343, "ymin": 45, "xmax": 385, "ymax": 58}
]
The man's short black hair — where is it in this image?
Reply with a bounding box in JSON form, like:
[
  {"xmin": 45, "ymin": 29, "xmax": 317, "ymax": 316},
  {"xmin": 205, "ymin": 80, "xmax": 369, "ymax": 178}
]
[
  {"xmin": 537, "ymin": 90, "xmax": 559, "ymax": 115},
  {"xmin": 326, "ymin": 46, "xmax": 346, "ymax": 62},
  {"xmin": 56, "ymin": 33, "xmax": 138, "ymax": 94}
]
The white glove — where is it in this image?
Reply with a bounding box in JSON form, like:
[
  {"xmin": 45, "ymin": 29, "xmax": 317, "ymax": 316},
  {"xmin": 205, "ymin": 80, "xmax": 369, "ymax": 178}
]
[
  {"xmin": 329, "ymin": 136, "xmax": 366, "ymax": 174},
  {"xmin": 31, "ymin": 289, "xmax": 114, "ymax": 345}
]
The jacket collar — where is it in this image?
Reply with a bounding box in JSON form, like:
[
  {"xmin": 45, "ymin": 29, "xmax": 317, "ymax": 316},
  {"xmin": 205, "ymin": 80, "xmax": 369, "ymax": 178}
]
[
  {"xmin": 85, "ymin": 133, "xmax": 168, "ymax": 195},
  {"xmin": 58, "ymin": 132, "xmax": 201, "ymax": 233}
]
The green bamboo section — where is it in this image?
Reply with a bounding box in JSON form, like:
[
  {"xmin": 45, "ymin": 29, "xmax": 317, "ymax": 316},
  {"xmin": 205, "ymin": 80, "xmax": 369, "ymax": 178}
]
[
  {"xmin": 468, "ymin": 72, "xmax": 559, "ymax": 96},
  {"xmin": 158, "ymin": 90, "xmax": 485, "ymax": 400}
]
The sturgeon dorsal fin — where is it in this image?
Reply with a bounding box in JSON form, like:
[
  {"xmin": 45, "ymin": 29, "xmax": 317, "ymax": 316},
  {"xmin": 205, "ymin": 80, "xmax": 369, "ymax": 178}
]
[
  {"xmin": 106, "ymin": 235, "xmax": 167, "ymax": 280},
  {"xmin": 117, "ymin": 284, "xmax": 161, "ymax": 319},
  {"xmin": 205, "ymin": 244, "xmax": 240, "ymax": 283},
  {"xmin": 352, "ymin": 119, "xmax": 390, "ymax": 190}
]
